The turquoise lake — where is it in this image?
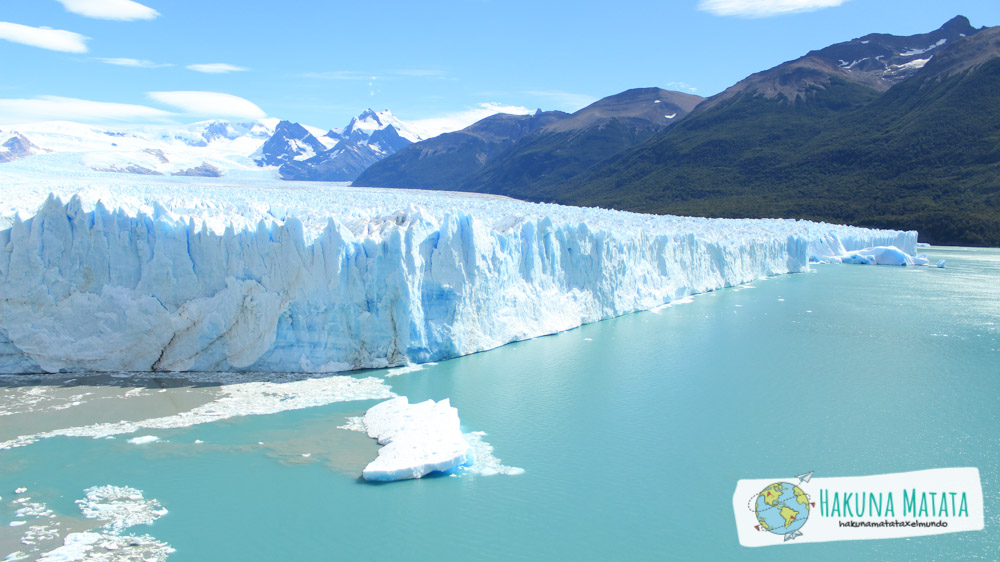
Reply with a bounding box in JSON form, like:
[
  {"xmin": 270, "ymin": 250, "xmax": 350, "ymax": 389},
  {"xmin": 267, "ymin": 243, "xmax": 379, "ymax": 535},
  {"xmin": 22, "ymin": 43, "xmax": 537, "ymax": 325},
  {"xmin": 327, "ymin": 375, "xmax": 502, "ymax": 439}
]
[{"xmin": 1, "ymin": 246, "xmax": 998, "ymax": 560}]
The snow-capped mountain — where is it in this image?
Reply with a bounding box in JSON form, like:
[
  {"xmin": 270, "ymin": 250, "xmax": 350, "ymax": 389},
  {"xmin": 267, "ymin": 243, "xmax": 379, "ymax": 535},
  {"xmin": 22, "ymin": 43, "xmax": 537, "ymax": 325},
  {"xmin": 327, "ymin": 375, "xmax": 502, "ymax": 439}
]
[
  {"xmin": 0, "ymin": 108, "xmax": 434, "ymax": 182},
  {"xmin": 0, "ymin": 119, "xmax": 280, "ymax": 178},
  {"xmin": 333, "ymin": 108, "xmax": 425, "ymax": 144},
  {"xmin": 271, "ymin": 109, "xmax": 428, "ymax": 182},
  {"xmin": 252, "ymin": 120, "xmax": 330, "ymax": 167}
]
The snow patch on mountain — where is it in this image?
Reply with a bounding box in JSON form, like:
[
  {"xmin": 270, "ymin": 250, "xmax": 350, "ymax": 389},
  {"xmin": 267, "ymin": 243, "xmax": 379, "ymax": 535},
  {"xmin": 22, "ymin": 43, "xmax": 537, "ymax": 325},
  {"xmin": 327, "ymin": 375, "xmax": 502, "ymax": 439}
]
[
  {"xmin": 340, "ymin": 109, "xmax": 427, "ymax": 143},
  {"xmin": 900, "ymin": 38, "xmax": 947, "ymax": 57}
]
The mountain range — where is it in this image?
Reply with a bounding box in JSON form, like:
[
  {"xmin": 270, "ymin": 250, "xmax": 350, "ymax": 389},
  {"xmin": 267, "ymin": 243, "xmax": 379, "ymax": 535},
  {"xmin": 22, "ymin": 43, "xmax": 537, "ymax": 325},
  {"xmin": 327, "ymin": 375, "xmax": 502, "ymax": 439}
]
[
  {"xmin": 355, "ymin": 88, "xmax": 703, "ymax": 191},
  {"xmin": 355, "ymin": 15, "xmax": 999, "ymax": 246},
  {"xmin": 1, "ymin": 15, "xmax": 996, "ymax": 245},
  {"xmin": 252, "ymin": 109, "xmax": 427, "ymax": 181},
  {"xmin": 0, "ymin": 108, "xmax": 430, "ymax": 181}
]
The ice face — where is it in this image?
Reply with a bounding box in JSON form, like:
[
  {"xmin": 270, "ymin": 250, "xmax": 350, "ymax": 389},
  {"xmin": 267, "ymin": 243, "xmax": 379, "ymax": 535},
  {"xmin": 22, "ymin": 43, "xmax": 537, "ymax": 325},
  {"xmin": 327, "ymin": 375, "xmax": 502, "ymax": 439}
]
[{"xmin": 0, "ymin": 180, "xmax": 918, "ymax": 373}]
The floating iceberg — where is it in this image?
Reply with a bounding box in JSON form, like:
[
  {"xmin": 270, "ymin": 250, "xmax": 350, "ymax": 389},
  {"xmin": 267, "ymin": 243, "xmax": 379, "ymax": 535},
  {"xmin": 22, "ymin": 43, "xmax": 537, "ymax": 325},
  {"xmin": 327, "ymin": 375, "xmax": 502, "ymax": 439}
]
[
  {"xmin": 361, "ymin": 397, "xmax": 471, "ymax": 481},
  {"xmin": 0, "ymin": 179, "xmax": 919, "ymax": 373},
  {"xmin": 826, "ymin": 246, "xmax": 930, "ymax": 266}
]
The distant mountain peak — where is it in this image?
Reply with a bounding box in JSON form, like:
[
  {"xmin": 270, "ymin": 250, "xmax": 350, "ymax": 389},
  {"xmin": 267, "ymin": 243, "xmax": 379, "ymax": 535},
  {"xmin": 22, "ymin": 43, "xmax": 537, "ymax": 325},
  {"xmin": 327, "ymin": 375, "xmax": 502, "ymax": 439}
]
[
  {"xmin": 339, "ymin": 108, "xmax": 424, "ymax": 143},
  {"xmin": 0, "ymin": 132, "xmax": 45, "ymax": 163},
  {"xmin": 275, "ymin": 108, "xmax": 426, "ymax": 181},
  {"xmin": 254, "ymin": 120, "xmax": 327, "ymax": 167},
  {"xmin": 540, "ymin": 87, "xmax": 703, "ymax": 134},
  {"xmin": 941, "ymin": 15, "xmax": 974, "ymax": 33}
]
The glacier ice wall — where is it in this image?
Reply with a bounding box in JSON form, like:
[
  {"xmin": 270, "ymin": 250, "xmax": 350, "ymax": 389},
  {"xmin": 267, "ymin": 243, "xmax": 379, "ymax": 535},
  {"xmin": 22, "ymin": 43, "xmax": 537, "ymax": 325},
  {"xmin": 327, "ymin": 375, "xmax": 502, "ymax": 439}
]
[{"xmin": 0, "ymin": 187, "xmax": 916, "ymax": 374}]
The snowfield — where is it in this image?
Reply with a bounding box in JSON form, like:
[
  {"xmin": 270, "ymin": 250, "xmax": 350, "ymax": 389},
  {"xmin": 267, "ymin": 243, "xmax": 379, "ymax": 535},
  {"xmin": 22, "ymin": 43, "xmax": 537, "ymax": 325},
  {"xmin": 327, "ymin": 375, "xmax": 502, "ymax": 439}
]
[{"xmin": 0, "ymin": 174, "xmax": 917, "ymax": 374}]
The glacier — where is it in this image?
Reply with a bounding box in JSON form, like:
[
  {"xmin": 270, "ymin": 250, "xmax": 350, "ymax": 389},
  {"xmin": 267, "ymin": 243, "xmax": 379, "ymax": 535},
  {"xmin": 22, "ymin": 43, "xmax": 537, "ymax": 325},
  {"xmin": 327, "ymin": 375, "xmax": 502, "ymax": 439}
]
[{"xmin": 0, "ymin": 177, "xmax": 918, "ymax": 374}]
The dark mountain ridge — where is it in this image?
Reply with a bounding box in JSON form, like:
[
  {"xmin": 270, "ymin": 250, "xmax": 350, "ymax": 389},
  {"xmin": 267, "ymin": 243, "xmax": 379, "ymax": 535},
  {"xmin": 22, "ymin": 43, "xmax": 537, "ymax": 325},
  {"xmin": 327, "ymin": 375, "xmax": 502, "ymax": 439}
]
[
  {"xmin": 561, "ymin": 20, "xmax": 1000, "ymax": 246},
  {"xmin": 696, "ymin": 15, "xmax": 979, "ymax": 113},
  {"xmin": 353, "ymin": 110, "xmax": 569, "ymax": 189},
  {"xmin": 355, "ymin": 88, "xmax": 704, "ymax": 192}
]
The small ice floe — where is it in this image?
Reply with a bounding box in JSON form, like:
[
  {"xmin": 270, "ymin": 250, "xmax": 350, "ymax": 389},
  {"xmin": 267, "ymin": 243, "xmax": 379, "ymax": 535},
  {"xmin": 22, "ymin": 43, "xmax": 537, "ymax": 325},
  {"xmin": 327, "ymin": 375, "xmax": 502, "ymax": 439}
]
[
  {"xmin": 359, "ymin": 397, "xmax": 520, "ymax": 482},
  {"xmin": 29, "ymin": 486, "xmax": 173, "ymax": 561},
  {"xmin": 126, "ymin": 435, "xmax": 158, "ymax": 445},
  {"xmin": 361, "ymin": 397, "xmax": 471, "ymax": 482},
  {"xmin": 461, "ymin": 432, "xmax": 524, "ymax": 476},
  {"xmin": 194, "ymin": 440, "xmax": 203, "ymax": 444},
  {"xmin": 15, "ymin": 488, "xmax": 27, "ymax": 494},
  {"xmin": 937, "ymin": 260, "xmax": 946, "ymax": 268},
  {"xmin": 77, "ymin": 485, "xmax": 167, "ymax": 534},
  {"xmin": 301, "ymin": 453, "xmax": 311, "ymax": 458},
  {"xmin": 40, "ymin": 531, "xmax": 173, "ymax": 561},
  {"xmin": 385, "ymin": 362, "xmax": 437, "ymax": 378},
  {"xmin": 337, "ymin": 416, "xmax": 365, "ymax": 432},
  {"xmin": 13, "ymin": 497, "xmax": 53, "ymax": 520},
  {"xmin": 9, "ymin": 521, "xmax": 26, "ymax": 527}
]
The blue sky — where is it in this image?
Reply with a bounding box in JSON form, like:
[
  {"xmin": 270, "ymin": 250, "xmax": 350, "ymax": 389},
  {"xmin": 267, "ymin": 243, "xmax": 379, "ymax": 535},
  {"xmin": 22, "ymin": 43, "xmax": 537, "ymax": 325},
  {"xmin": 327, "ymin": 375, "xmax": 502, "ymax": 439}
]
[{"xmin": 0, "ymin": 0, "xmax": 997, "ymax": 132}]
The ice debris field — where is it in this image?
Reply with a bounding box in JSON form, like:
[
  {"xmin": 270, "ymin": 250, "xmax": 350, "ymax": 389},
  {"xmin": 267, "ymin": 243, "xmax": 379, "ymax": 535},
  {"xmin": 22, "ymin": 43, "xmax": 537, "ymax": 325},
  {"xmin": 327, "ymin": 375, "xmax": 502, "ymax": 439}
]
[
  {"xmin": 4, "ymin": 484, "xmax": 173, "ymax": 561},
  {"xmin": 0, "ymin": 175, "xmax": 926, "ymax": 375}
]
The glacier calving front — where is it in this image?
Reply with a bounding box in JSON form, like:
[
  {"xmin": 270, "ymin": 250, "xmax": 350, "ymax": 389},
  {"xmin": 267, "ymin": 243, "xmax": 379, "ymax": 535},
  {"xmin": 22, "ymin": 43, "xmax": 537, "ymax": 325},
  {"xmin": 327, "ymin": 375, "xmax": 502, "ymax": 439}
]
[{"xmin": 0, "ymin": 180, "xmax": 916, "ymax": 373}]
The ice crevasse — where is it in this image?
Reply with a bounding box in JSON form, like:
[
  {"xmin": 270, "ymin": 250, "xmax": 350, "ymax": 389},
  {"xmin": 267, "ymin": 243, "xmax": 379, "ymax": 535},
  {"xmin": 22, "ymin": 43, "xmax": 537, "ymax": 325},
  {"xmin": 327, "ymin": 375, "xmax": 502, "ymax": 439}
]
[{"xmin": 0, "ymin": 191, "xmax": 917, "ymax": 374}]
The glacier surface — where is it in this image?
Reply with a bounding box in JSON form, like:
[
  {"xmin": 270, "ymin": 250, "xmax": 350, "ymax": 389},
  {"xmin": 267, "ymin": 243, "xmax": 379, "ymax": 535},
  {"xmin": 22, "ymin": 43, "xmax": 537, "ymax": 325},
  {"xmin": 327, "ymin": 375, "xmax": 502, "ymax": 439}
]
[{"xmin": 0, "ymin": 176, "xmax": 918, "ymax": 374}]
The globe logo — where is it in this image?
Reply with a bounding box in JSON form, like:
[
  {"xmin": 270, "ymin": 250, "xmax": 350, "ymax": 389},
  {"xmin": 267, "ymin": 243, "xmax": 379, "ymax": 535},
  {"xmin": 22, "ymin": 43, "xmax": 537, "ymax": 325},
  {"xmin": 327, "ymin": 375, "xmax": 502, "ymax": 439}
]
[{"xmin": 754, "ymin": 482, "xmax": 811, "ymax": 539}]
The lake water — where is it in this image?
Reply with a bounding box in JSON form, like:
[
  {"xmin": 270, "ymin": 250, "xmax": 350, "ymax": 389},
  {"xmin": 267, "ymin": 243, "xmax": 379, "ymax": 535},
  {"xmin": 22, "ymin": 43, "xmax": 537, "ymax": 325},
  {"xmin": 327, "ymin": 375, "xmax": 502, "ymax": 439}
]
[{"xmin": 1, "ymin": 246, "xmax": 997, "ymax": 560}]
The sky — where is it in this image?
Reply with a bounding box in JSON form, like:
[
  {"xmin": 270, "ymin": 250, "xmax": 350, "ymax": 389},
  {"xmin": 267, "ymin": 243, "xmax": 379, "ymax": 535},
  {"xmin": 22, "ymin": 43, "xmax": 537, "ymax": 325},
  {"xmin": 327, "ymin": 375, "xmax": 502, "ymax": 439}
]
[{"xmin": 0, "ymin": 0, "xmax": 997, "ymax": 133}]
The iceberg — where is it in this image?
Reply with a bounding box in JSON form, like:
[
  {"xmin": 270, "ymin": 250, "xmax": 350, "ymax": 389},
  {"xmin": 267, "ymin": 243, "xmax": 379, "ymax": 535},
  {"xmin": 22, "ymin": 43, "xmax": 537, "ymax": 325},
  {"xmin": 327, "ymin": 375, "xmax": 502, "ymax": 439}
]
[
  {"xmin": 361, "ymin": 397, "xmax": 471, "ymax": 481},
  {"xmin": 825, "ymin": 245, "xmax": 930, "ymax": 266},
  {"xmin": 0, "ymin": 179, "xmax": 919, "ymax": 373}
]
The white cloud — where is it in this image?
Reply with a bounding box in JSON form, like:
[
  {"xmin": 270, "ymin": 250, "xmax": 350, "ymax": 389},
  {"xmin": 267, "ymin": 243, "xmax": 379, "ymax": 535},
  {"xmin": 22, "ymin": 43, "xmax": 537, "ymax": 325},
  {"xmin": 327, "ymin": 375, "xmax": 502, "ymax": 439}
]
[
  {"xmin": 302, "ymin": 69, "xmax": 452, "ymax": 81},
  {"xmin": 409, "ymin": 103, "xmax": 533, "ymax": 137},
  {"xmin": 98, "ymin": 57, "xmax": 170, "ymax": 68},
  {"xmin": 301, "ymin": 71, "xmax": 375, "ymax": 80},
  {"xmin": 390, "ymin": 69, "xmax": 451, "ymax": 79},
  {"xmin": 0, "ymin": 95, "xmax": 171, "ymax": 125},
  {"xmin": 147, "ymin": 91, "xmax": 266, "ymax": 119},
  {"xmin": 523, "ymin": 90, "xmax": 598, "ymax": 112},
  {"xmin": 0, "ymin": 22, "xmax": 88, "ymax": 53},
  {"xmin": 186, "ymin": 63, "xmax": 249, "ymax": 74},
  {"xmin": 56, "ymin": 0, "xmax": 159, "ymax": 21},
  {"xmin": 666, "ymin": 81, "xmax": 699, "ymax": 93},
  {"xmin": 697, "ymin": 0, "xmax": 848, "ymax": 17}
]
